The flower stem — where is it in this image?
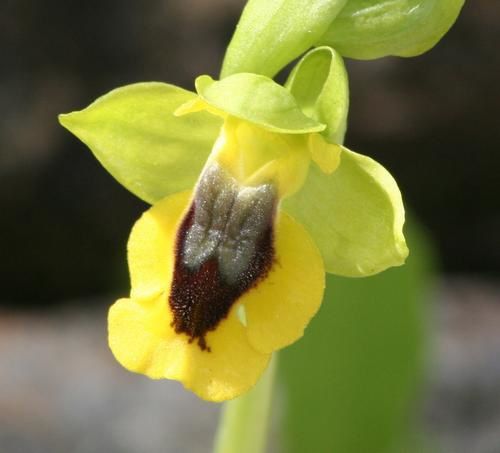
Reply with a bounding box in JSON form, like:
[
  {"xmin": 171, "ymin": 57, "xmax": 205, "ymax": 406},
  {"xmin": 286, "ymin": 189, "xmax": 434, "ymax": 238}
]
[{"xmin": 213, "ymin": 354, "xmax": 277, "ymax": 453}]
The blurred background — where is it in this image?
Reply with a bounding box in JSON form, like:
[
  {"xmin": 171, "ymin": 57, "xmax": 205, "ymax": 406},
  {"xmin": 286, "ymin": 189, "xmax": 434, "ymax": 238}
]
[{"xmin": 0, "ymin": 1, "xmax": 499, "ymax": 452}]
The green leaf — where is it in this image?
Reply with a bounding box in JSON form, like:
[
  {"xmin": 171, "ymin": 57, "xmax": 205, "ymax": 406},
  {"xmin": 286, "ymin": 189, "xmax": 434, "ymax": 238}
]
[
  {"xmin": 194, "ymin": 74, "xmax": 325, "ymax": 134},
  {"xmin": 283, "ymin": 147, "xmax": 408, "ymax": 277},
  {"xmin": 286, "ymin": 46, "xmax": 349, "ymax": 144},
  {"xmin": 59, "ymin": 82, "xmax": 222, "ymax": 204},
  {"xmin": 317, "ymin": 0, "xmax": 465, "ymax": 59},
  {"xmin": 278, "ymin": 217, "xmax": 433, "ymax": 453},
  {"xmin": 221, "ymin": 0, "xmax": 347, "ymax": 78}
]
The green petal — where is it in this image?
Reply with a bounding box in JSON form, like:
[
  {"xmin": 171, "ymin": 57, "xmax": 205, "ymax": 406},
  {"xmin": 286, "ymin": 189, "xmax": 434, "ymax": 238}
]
[
  {"xmin": 286, "ymin": 46, "xmax": 349, "ymax": 144},
  {"xmin": 283, "ymin": 147, "xmax": 408, "ymax": 276},
  {"xmin": 317, "ymin": 0, "xmax": 464, "ymax": 59},
  {"xmin": 221, "ymin": 0, "xmax": 347, "ymax": 78},
  {"xmin": 194, "ymin": 74, "xmax": 325, "ymax": 134},
  {"xmin": 59, "ymin": 82, "xmax": 222, "ymax": 204}
]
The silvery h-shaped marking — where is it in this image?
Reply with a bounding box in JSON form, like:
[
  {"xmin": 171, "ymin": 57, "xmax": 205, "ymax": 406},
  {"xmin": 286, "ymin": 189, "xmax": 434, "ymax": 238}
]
[{"xmin": 182, "ymin": 163, "xmax": 276, "ymax": 285}]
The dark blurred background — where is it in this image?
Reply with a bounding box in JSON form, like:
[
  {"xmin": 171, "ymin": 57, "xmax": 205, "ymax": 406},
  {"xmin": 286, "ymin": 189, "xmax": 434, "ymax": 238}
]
[
  {"xmin": 1, "ymin": 1, "xmax": 499, "ymax": 452},
  {"xmin": 1, "ymin": 0, "xmax": 498, "ymax": 305}
]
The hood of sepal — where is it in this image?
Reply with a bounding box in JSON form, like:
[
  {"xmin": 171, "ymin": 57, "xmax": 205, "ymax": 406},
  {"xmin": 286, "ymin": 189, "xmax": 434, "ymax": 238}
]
[{"xmin": 177, "ymin": 73, "xmax": 326, "ymax": 135}]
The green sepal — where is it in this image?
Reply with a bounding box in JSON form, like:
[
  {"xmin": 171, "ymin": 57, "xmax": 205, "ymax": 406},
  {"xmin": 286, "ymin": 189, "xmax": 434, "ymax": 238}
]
[
  {"xmin": 316, "ymin": 0, "xmax": 465, "ymax": 59},
  {"xmin": 283, "ymin": 147, "xmax": 408, "ymax": 277},
  {"xmin": 221, "ymin": 0, "xmax": 347, "ymax": 78},
  {"xmin": 193, "ymin": 74, "xmax": 326, "ymax": 134},
  {"xmin": 59, "ymin": 83, "xmax": 221, "ymax": 204},
  {"xmin": 286, "ymin": 46, "xmax": 349, "ymax": 144}
]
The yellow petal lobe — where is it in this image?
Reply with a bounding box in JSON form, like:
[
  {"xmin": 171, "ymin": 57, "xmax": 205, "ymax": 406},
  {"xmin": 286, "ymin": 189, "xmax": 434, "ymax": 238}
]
[
  {"xmin": 127, "ymin": 190, "xmax": 190, "ymax": 299},
  {"xmin": 109, "ymin": 295, "xmax": 270, "ymax": 402},
  {"xmin": 243, "ymin": 211, "xmax": 325, "ymax": 354},
  {"xmin": 174, "ymin": 98, "xmax": 226, "ymax": 119},
  {"xmin": 308, "ymin": 133, "xmax": 342, "ymax": 174}
]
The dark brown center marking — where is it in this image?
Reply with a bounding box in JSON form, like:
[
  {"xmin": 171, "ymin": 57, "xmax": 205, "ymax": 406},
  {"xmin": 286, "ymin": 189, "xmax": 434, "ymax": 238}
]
[{"xmin": 169, "ymin": 165, "xmax": 276, "ymax": 351}]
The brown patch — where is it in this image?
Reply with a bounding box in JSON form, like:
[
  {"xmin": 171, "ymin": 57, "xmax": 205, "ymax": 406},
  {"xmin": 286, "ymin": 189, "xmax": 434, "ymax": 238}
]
[{"xmin": 169, "ymin": 202, "xmax": 275, "ymax": 351}]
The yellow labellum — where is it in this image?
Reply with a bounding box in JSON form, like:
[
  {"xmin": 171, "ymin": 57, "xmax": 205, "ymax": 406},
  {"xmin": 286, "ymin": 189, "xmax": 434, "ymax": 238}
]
[
  {"xmin": 108, "ymin": 190, "xmax": 324, "ymax": 401},
  {"xmin": 108, "ymin": 116, "xmax": 334, "ymax": 401}
]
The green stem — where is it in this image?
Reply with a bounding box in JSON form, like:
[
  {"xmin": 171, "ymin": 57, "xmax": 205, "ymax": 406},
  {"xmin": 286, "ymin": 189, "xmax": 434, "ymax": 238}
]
[{"xmin": 213, "ymin": 354, "xmax": 277, "ymax": 453}]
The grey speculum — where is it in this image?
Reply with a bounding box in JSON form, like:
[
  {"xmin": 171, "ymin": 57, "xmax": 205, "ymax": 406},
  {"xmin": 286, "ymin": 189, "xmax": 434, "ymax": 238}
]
[{"xmin": 169, "ymin": 163, "xmax": 276, "ymax": 351}]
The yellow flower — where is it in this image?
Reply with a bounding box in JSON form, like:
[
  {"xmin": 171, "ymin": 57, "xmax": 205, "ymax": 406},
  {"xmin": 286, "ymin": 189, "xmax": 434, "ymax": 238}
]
[
  {"xmin": 59, "ymin": 65, "xmax": 407, "ymax": 402},
  {"xmin": 109, "ymin": 111, "xmax": 341, "ymax": 401}
]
